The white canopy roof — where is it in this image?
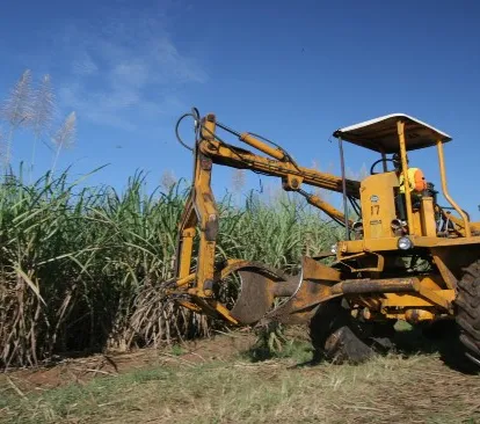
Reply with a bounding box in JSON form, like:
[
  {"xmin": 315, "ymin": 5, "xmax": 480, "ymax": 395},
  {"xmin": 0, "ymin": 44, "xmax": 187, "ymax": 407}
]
[{"xmin": 332, "ymin": 113, "xmax": 452, "ymax": 153}]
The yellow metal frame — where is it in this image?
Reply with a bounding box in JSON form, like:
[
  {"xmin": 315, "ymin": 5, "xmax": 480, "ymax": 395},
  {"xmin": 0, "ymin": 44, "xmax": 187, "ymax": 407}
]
[
  {"xmin": 397, "ymin": 120, "xmax": 415, "ymax": 233},
  {"xmin": 174, "ymin": 113, "xmax": 360, "ymax": 301},
  {"xmin": 436, "ymin": 139, "xmax": 471, "ymax": 237}
]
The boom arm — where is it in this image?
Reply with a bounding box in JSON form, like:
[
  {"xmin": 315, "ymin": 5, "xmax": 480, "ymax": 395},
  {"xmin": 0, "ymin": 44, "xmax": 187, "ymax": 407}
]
[{"xmin": 171, "ymin": 111, "xmax": 360, "ymax": 323}]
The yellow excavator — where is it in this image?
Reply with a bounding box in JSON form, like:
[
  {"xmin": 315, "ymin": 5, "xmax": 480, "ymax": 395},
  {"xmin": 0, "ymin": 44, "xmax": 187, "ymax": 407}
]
[{"xmin": 168, "ymin": 108, "xmax": 480, "ymax": 369}]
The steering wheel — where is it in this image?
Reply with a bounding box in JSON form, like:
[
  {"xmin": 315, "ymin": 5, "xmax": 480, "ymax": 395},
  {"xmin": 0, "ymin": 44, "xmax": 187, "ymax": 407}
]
[{"xmin": 370, "ymin": 158, "xmax": 395, "ymax": 175}]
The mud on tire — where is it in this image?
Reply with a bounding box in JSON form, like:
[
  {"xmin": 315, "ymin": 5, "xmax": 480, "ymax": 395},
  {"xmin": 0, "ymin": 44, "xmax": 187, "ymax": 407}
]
[
  {"xmin": 454, "ymin": 259, "xmax": 480, "ymax": 372},
  {"xmin": 309, "ymin": 298, "xmax": 394, "ymax": 365}
]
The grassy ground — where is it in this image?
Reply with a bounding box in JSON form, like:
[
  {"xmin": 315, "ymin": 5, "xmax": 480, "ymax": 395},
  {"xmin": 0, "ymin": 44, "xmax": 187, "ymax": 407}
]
[{"xmin": 1, "ymin": 328, "xmax": 480, "ymax": 424}]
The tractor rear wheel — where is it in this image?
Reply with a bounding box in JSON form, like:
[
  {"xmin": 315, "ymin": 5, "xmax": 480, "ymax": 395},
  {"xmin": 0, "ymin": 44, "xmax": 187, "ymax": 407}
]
[
  {"xmin": 454, "ymin": 259, "xmax": 480, "ymax": 372},
  {"xmin": 309, "ymin": 298, "xmax": 394, "ymax": 364}
]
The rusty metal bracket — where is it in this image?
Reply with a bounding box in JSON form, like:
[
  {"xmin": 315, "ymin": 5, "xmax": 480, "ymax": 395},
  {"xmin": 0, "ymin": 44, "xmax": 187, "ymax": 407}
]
[
  {"xmin": 337, "ymin": 250, "xmax": 385, "ymax": 273},
  {"xmin": 431, "ymin": 248, "xmax": 458, "ymax": 290}
]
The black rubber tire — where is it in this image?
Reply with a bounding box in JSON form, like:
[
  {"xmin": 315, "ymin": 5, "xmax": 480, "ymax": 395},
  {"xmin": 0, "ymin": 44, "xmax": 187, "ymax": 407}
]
[
  {"xmin": 454, "ymin": 259, "xmax": 480, "ymax": 372},
  {"xmin": 309, "ymin": 298, "xmax": 394, "ymax": 365}
]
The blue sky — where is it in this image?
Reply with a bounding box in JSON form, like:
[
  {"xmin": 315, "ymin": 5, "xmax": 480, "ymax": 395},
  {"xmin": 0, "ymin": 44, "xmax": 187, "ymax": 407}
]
[{"xmin": 1, "ymin": 0, "xmax": 479, "ymax": 219}]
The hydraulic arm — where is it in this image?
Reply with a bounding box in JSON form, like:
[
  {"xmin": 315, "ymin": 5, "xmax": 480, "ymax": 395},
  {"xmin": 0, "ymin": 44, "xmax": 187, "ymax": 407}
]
[{"xmin": 170, "ymin": 110, "xmax": 360, "ymax": 324}]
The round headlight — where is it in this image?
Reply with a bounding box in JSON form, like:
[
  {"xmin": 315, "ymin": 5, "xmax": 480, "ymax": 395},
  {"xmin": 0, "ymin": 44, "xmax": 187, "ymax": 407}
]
[
  {"xmin": 331, "ymin": 243, "xmax": 338, "ymax": 254},
  {"xmin": 398, "ymin": 236, "xmax": 413, "ymax": 250}
]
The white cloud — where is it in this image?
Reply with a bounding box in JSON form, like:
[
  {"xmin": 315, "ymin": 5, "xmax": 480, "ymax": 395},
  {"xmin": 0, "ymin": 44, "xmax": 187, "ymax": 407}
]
[
  {"xmin": 112, "ymin": 61, "xmax": 149, "ymax": 88},
  {"xmin": 55, "ymin": 8, "xmax": 207, "ymax": 131},
  {"xmin": 72, "ymin": 52, "xmax": 98, "ymax": 76}
]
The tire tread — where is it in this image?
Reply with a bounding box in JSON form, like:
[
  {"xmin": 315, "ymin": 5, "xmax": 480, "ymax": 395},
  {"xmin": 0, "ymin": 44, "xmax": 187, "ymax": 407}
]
[{"xmin": 455, "ymin": 259, "xmax": 480, "ymax": 370}]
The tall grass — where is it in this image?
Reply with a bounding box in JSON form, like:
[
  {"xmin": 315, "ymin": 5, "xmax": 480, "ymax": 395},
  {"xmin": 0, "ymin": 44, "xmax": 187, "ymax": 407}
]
[
  {"xmin": 0, "ymin": 69, "xmax": 353, "ymax": 369},
  {"xmin": 0, "ymin": 166, "xmax": 343, "ymax": 369}
]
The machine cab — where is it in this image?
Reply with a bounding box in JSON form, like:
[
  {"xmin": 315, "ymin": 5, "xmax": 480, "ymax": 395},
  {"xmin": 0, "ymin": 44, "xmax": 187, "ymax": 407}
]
[{"xmin": 333, "ymin": 114, "xmax": 471, "ymax": 242}]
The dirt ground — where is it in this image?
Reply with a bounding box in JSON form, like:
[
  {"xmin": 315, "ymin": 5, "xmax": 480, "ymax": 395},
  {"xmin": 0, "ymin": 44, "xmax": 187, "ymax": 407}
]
[
  {"xmin": 2, "ymin": 328, "xmax": 480, "ymax": 424},
  {"xmin": 0, "ymin": 329, "xmax": 256, "ymax": 395}
]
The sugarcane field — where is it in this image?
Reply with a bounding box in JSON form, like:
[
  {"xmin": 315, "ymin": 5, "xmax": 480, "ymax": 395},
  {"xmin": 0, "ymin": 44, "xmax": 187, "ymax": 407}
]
[{"xmin": 2, "ymin": 2, "xmax": 480, "ymax": 424}]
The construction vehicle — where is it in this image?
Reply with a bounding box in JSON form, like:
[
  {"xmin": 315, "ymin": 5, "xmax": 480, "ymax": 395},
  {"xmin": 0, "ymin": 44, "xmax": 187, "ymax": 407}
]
[{"xmin": 169, "ymin": 108, "xmax": 480, "ymax": 370}]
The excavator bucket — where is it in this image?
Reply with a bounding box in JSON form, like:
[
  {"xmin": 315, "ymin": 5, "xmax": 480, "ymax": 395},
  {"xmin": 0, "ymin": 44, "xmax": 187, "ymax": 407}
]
[
  {"xmin": 171, "ymin": 258, "xmax": 341, "ymax": 326},
  {"xmin": 231, "ymin": 269, "xmax": 282, "ymax": 324},
  {"xmin": 216, "ymin": 257, "xmax": 342, "ymax": 326},
  {"xmin": 263, "ymin": 256, "xmax": 342, "ymax": 325},
  {"xmin": 218, "ymin": 261, "xmax": 298, "ymax": 324}
]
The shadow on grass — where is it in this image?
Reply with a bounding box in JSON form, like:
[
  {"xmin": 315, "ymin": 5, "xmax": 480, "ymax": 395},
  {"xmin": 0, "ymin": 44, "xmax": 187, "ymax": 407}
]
[
  {"xmin": 241, "ymin": 320, "xmax": 480, "ymax": 374},
  {"xmin": 391, "ymin": 320, "xmax": 479, "ymax": 374},
  {"xmin": 240, "ymin": 322, "xmax": 314, "ymax": 364},
  {"xmin": 245, "ymin": 339, "xmax": 314, "ymax": 364}
]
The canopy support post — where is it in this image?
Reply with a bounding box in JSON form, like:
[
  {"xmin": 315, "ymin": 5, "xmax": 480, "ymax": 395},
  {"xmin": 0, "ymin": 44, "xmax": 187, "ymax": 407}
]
[{"xmin": 338, "ymin": 136, "xmax": 350, "ymax": 240}]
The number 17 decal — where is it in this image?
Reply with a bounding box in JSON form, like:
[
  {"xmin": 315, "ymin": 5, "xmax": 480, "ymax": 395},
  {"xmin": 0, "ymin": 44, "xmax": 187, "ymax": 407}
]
[{"xmin": 371, "ymin": 204, "xmax": 380, "ymax": 215}]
